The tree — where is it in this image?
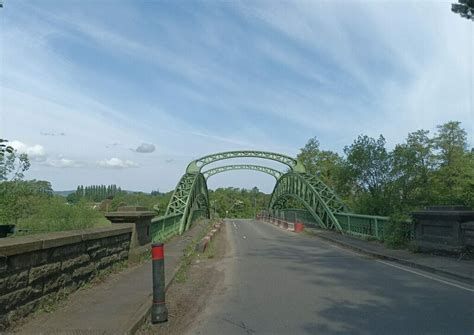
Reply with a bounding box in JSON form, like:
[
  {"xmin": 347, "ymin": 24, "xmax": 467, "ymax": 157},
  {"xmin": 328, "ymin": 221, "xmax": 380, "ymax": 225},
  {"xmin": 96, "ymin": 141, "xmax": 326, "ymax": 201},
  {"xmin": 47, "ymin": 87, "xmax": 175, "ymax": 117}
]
[
  {"xmin": 297, "ymin": 137, "xmax": 321, "ymax": 175},
  {"xmin": 433, "ymin": 121, "xmax": 468, "ymax": 167},
  {"xmin": 342, "ymin": 135, "xmax": 393, "ymax": 215},
  {"xmin": 0, "ymin": 139, "xmax": 30, "ymax": 181},
  {"xmin": 430, "ymin": 121, "xmax": 473, "ymax": 205},
  {"xmin": 297, "ymin": 137, "xmax": 344, "ymax": 190},
  {"xmin": 0, "ymin": 180, "xmax": 53, "ymax": 225},
  {"xmin": 208, "ymin": 187, "xmax": 270, "ymax": 218},
  {"xmin": 452, "ymin": 0, "xmax": 474, "ymax": 20},
  {"xmin": 391, "ymin": 129, "xmax": 434, "ymax": 211},
  {"xmin": 343, "ymin": 135, "xmax": 391, "ymax": 193},
  {"xmin": 0, "ymin": 139, "xmax": 14, "ymax": 157}
]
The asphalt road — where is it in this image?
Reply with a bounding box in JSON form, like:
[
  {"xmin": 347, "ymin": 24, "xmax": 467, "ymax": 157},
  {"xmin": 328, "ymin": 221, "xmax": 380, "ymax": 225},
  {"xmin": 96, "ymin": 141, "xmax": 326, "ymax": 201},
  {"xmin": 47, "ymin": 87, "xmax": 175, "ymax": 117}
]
[{"xmin": 187, "ymin": 219, "xmax": 474, "ymax": 335}]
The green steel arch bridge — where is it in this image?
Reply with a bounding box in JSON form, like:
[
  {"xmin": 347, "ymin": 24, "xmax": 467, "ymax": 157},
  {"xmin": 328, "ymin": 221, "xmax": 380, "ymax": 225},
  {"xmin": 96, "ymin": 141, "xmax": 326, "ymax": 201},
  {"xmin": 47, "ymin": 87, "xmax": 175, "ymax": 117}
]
[{"xmin": 151, "ymin": 150, "xmax": 390, "ymax": 242}]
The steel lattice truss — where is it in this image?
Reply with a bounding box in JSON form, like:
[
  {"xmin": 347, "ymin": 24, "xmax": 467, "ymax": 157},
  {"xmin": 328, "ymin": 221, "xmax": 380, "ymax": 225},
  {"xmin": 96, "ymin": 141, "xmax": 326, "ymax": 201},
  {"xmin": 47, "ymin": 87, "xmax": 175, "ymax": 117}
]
[
  {"xmin": 165, "ymin": 173, "xmax": 209, "ymax": 233},
  {"xmin": 203, "ymin": 164, "xmax": 283, "ymax": 180},
  {"xmin": 156, "ymin": 150, "xmax": 352, "ymax": 236},
  {"xmin": 186, "ymin": 150, "xmax": 306, "ymax": 174},
  {"xmin": 268, "ymin": 172, "xmax": 349, "ymax": 230}
]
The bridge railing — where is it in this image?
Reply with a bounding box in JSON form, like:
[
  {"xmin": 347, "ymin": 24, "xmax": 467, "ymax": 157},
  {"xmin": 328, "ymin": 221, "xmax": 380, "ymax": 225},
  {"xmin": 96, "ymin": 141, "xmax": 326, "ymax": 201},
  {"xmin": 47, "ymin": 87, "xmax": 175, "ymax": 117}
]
[
  {"xmin": 151, "ymin": 214, "xmax": 182, "ymax": 242},
  {"xmin": 256, "ymin": 213, "xmax": 296, "ymax": 231},
  {"xmin": 151, "ymin": 209, "xmax": 208, "ymax": 242},
  {"xmin": 334, "ymin": 213, "xmax": 389, "ymax": 240},
  {"xmin": 259, "ymin": 209, "xmax": 413, "ymax": 241}
]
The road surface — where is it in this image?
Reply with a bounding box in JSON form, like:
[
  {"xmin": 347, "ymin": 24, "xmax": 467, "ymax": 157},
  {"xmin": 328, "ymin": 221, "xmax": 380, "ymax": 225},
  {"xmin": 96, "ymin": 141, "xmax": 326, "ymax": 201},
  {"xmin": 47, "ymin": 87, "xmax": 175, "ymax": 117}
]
[{"xmin": 187, "ymin": 219, "xmax": 474, "ymax": 335}]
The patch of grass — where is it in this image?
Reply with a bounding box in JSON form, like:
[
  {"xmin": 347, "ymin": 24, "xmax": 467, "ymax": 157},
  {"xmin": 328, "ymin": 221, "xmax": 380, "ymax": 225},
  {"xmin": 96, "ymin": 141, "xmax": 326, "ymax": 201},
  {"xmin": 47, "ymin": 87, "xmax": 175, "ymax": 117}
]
[
  {"xmin": 203, "ymin": 238, "xmax": 216, "ymax": 259},
  {"xmin": 174, "ymin": 219, "xmax": 218, "ymax": 283},
  {"xmin": 38, "ymin": 288, "xmax": 71, "ymax": 313}
]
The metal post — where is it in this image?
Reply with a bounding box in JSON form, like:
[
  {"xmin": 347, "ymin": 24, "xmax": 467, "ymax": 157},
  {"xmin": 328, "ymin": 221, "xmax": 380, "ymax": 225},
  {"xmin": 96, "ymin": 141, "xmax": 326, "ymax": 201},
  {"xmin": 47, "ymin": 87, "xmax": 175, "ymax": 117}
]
[
  {"xmin": 347, "ymin": 215, "xmax": 351, "ymax": 233},
  {"xmin": 151, "ymin": 243, "xmax": 168, "ymax": 323},
  {"xmin": 253, "ymin": 188, "xmax": 257, "ymax": 219},
  {"xmin": 374, "ymin": 218, "xmax": 379, "ymax": 239}
]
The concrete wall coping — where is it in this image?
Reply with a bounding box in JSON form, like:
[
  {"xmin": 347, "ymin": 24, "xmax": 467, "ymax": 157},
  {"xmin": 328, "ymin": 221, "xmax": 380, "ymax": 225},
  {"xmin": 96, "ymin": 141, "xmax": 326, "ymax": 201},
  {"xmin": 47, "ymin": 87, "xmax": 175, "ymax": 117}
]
[
  {"xmin": 105, "ymin": 212, "xmax": 155, "ymax": 218},
  {"xmin": 0, "ymin": 224, "xmax": 133, "ymax": 257},
  {"xmin": 412, "ymin": 211, "xmax": 474, "ymax": 217}
]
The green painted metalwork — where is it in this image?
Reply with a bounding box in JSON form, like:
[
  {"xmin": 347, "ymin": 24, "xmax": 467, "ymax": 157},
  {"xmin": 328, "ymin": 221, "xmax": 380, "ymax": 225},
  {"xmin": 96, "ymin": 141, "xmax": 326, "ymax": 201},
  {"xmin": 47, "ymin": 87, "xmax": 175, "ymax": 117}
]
[
  {"xmin": 334, "ymin": 212, "xmax": 389, "ymax": 239},
  {"xmin": 150, "ymin": 213, "xmax": 181, "ymax": 242},
  {"xmin": 156, "ymin": 149, "xmax": 395, "ymax": 243},
  {"xmin": 268, "ymin": 172, "xmax": 347, "ymax": 231},
  {"xmin": 186, "ymin": 150, "xmax": 306, "ymax": 174},
  {"xmin": 163, "ymin": 172, "xmax": 209, "ymax": 236},
  {"xmin": 267, "ymin": 208, "xmax": 392, "ymax": 241},
  {"xmin": 203, "ymin": 164, "xmax": 283, "ymax": 180}
]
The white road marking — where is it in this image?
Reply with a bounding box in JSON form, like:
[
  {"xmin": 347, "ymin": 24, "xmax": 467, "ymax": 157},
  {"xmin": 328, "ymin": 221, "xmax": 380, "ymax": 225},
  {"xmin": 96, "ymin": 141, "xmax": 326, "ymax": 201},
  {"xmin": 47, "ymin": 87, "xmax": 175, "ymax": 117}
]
[
  {"xmin": 261, "ymin": 218, "xmax": 474, "ymax": 292},
  {"xmin": 304, "ymin": 233, "xmax": 474, "ymax": 293},
  {"xmin": 377, "ymin": 259, "xmax": 474, "ymax": 293}
]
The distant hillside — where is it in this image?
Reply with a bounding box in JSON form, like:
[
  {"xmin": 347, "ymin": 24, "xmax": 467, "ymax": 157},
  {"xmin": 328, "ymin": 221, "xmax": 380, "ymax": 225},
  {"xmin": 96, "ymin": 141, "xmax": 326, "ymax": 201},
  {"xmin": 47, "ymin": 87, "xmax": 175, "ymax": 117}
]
[{"xmin": 54, "ymin": 190, "xmax": 75, "ymax": 197}]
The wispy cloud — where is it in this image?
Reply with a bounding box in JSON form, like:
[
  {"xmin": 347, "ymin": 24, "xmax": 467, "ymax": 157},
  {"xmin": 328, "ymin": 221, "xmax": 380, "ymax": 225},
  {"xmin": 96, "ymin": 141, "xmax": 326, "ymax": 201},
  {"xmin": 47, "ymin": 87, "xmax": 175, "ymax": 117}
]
[
  {"xmin": 45, "ymin": 158, "xmax": 82, "ymax": 168},
  {"xmin": 97, "ymin": 158, "xmax": 138, "ymax": 169},
  {"xmin": 2, "ymin": 1, "xmax": 472, "ymax": 192}
]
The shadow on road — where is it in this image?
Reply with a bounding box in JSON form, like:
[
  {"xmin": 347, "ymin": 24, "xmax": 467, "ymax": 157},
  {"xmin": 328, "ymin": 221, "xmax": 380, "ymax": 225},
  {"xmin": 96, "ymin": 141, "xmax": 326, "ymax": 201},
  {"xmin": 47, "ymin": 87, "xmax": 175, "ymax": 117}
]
[{"xmin": 246, "ymin": 230, "xmax": 473, "ymax": 335}]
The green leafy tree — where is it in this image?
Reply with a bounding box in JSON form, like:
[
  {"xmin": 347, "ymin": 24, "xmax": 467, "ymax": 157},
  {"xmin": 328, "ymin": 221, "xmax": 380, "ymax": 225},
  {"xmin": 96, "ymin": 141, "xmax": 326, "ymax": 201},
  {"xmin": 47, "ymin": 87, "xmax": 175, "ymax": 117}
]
[
  {"xmin": 391, "ymin": 129, "xmax": 434, "ymax": 211},
  {"xmin": 342, "ymin": 135, "xmax": 393, "ymax": 215},
  {"xmin": 452, "ymin": 0, "xmax": 474, "ymax": 20},
  {"xmin": 208, "ymin": 187, "xmax": 270, "ymax": 218},
  {"xmin": 430, "ymin": 121, "xmax": 473, "ymax": 206},
  {"xmin": 0, "ymin": 139, "xmax": 30, "ymax": 181},
  {"xmin": 297, "ymin": 137, "xmax": 344, "ymax": 191},
  {"xmin": 17, "ymin": 197, "xmax": 108, "ymax": 232},
  {"xmin": 0, "ymin": 180, "xmax": 53, "ymax": 225}
]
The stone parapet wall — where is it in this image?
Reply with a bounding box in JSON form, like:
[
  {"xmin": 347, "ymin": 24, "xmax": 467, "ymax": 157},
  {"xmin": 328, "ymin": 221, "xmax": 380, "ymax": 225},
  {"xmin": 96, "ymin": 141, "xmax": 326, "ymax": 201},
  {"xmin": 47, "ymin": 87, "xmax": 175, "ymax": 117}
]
[{"xmin": 0, "ymin": 224, "xmax": 133, "ymax": 330}]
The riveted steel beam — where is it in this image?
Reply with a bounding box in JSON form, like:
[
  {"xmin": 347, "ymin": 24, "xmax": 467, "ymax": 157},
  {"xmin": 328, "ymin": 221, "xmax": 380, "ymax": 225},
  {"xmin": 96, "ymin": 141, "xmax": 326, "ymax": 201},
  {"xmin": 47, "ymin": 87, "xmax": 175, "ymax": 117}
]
[
  {"xmin": 203, "ymin": 164, "xmax": 283, "ymax": 180},
  {"xmin": 268, "ymin": 172, "xmax": 348, "ymax": 231},
  {"xmin": 159, "ymin": 151, "xmax": 359, "ymax": 238},
  {"xmin": 164, "ymin": 172, "xmax": 210, "ymax": 234},
  {"xmin": 186, "ymin": 150, "xmax": 306, "ymax": 174}
]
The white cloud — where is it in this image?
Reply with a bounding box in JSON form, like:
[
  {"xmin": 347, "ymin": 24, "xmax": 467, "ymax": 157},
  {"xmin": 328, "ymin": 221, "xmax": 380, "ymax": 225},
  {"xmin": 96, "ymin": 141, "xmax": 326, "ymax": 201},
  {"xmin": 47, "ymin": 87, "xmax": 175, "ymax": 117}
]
[
  {"xmin": 133, "ymin": 143, "xmax": 156, "ymax": 153},
  {"xmin": 97, "ymin": 158, "xmax": 138, "ymax": 169},
  {"xmin": 45, "ymin": 158, "xmax": 82, "ymax": 168},
  {"xmin": 9, "ymin": 140, "xmax": 47, "ymax": 162}
]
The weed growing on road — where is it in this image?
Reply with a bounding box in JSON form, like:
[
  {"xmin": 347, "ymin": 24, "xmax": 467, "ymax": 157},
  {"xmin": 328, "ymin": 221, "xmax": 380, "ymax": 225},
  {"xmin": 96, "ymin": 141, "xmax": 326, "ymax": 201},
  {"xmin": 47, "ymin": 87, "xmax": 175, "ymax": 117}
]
[{"xmin": 175, "ymin": 219, "xmax": 218, "ymax": 283}]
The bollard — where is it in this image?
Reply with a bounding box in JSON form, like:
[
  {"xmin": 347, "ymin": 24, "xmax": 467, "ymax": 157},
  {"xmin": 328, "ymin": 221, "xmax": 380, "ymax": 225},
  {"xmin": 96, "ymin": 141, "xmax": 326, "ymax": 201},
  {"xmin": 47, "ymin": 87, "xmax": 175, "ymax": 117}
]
[
  {"xmin": 151, "ymin": 243, "xmax": 168, "ymax": 323},
  {"xmin": 294, "ymin": 222, "xmax": 304, "ymax": 233}
]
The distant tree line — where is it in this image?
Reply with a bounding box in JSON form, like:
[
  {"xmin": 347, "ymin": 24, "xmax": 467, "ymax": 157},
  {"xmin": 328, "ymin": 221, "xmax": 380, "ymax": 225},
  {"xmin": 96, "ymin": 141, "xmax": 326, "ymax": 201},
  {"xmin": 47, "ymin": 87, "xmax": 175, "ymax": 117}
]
[
  {"xmin": 69, "ymin": 184, "xmax": 125, "ymax": 203},
  {"xmin": 209, "ymin": 187, "xmax": 270, "ymax": 219}
]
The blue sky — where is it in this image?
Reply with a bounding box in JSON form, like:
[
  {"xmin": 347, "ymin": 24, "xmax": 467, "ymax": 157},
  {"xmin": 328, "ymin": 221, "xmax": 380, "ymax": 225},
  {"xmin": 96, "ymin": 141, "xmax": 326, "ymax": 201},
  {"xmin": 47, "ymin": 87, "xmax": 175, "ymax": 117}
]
[{"xmin": 1, "ymin": 0, "xmax": 473, "ymax": 193}]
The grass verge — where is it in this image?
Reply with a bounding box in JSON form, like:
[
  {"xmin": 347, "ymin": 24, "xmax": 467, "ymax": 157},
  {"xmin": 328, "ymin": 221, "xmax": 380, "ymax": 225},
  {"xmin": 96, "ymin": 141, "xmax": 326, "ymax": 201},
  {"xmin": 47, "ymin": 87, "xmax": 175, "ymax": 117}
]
[{"xmin": 174, "ymin": 219, "xmax": 218, "ymax": 283}]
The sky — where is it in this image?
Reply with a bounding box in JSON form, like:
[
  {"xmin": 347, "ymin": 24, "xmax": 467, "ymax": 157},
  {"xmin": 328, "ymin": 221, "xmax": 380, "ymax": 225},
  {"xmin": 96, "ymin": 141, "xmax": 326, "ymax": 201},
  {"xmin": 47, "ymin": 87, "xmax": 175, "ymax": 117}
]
[{"xmin": 1, "ymin": 0, "xmax": 473, "ymax": 193}]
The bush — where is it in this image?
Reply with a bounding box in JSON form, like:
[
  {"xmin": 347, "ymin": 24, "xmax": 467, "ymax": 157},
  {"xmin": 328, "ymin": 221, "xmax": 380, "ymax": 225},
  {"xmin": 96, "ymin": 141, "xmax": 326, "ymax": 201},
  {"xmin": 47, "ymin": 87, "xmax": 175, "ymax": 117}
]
[
  {"xmin": 17, "ymin": 198, "xmax": 109, "ymax": 233},
  {"xmin": 110, "ymin": 192, "xmax": 169, "ymax": 212},
  {"xmin": 384, "ymin": 213, "xmax": 413, "ymax": 249}
]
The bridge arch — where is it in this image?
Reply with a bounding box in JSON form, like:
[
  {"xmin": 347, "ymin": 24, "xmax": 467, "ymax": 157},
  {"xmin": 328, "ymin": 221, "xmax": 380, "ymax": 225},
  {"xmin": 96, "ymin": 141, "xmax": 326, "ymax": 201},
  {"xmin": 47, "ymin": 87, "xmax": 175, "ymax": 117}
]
[
  {"xmin": 268, "ymin": 172, "xmax": 348, "ymax": 230},
  {"xmin": 203, "ymin": 164, "xmax": 283, "ymax": 180},
  {"xmin": 186, "ymin": 150, "xmax": 306, "ymax": 174},
  {"xmin": 152, "ymin": 150, "xmax": 353, "ymax": 241}
]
